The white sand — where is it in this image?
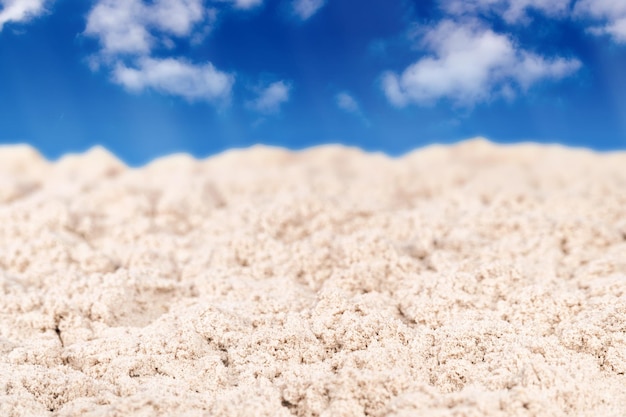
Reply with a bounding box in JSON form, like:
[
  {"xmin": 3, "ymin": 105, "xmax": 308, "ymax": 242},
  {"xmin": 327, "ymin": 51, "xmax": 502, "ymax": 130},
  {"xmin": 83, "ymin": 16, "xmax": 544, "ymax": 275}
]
[{"xmin": 0, "ymin": 138, "xmax": 625, "ymax": 416}]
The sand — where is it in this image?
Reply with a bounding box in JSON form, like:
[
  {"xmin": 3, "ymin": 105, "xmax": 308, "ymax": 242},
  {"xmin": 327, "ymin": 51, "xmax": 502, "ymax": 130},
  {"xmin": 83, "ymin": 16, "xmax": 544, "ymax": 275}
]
[{"xmin": 0, "ymin": 138, "xmax": 625, "ymax": 416}]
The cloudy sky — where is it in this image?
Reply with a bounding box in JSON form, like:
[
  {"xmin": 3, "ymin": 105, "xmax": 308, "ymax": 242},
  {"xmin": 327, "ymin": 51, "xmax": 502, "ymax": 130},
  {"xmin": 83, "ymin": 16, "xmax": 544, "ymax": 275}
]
[{"xmin": 1, "ymin": 0, "xmax": 625, "ymax": 164}]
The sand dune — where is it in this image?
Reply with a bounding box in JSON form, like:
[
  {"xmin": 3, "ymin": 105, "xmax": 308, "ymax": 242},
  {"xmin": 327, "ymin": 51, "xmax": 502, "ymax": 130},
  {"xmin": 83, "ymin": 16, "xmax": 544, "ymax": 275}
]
[{"xmin": 1, "ymin": 139, "xmax": 625, "ymax": 416}]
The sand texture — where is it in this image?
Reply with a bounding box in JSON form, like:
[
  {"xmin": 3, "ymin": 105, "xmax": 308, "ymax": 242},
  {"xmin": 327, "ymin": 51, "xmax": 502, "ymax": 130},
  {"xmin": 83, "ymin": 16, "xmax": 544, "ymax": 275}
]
[{"xmin": 1, "ymin": 139, "xmax": 625, "ymax": 416}]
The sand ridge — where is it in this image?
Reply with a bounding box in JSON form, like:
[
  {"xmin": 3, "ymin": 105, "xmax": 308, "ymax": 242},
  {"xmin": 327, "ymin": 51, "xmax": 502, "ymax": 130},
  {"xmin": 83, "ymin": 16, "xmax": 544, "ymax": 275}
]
[{"xmin": 0, "ymin": 138, "xmax": 625, "ymax": 416}]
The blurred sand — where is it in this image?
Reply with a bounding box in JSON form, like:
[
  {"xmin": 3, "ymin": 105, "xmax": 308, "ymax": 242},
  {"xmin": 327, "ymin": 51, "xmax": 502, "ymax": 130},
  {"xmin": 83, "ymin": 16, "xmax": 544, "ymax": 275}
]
[{"xmin": 0, "ymin": 138, "xmax": 625, "ymax": 416}]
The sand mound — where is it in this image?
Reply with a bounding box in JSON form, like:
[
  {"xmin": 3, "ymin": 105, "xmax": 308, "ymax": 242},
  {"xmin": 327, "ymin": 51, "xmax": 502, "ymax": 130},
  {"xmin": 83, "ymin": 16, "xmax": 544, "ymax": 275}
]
[{"xmin": 1, "ymin": 139, "xmax": 625, "ymax": 416}]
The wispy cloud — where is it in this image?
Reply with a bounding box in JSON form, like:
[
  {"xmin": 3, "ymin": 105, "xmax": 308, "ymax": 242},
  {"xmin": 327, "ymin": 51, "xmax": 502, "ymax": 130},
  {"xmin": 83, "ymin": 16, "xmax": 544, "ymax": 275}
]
[
  {"xmin": 216, "ymin": 0, "xmax": 262, "ymax": 10},
  {"xmin": 0, "ymin": 0, "xmax": 52, "ymax": 31},
  {"xmin": 440, "ymin": 0, "xmax": 626, "ymax": 45},
  {"xmin": 336, "ymin": 92, "xmax": 360, "ymax": 114},
  {"xmin": 248, "ymin": 80, "xmax": 292, "ymax": 114},
  {"xmin": 575, "ymin": 0, "xmax": 626, "ymax": 44},
  {"xmin": 336, "ymin": 91, "xmax": 370, "ymax": 126},
  {"xmin": 113, "ymin": 57, "xmax": 234, "ymax": 102},
  {"xmin": 383, "ymin": 19, "xmax": 580, "ymax": 107},
  {"xmin": 440, "ymin": 0, "xmax": 572, "ymax": 24},
  {"xmin": 292, "ymin": 0, "xmax": 325, "ymax": 21}
]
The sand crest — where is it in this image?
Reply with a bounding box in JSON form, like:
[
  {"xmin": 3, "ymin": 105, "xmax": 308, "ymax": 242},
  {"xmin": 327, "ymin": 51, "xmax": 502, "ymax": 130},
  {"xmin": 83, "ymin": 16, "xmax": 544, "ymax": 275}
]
[{"xmin": 1, "ymin": 139, "xmax": 625, "ymax": 416}]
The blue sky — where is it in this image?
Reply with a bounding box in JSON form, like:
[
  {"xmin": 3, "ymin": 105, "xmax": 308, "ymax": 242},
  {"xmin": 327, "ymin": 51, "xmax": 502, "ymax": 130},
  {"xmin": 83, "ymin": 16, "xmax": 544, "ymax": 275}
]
[{"xmin": 1, "ymin": 0, "xmax": 625, "ymax": 165}]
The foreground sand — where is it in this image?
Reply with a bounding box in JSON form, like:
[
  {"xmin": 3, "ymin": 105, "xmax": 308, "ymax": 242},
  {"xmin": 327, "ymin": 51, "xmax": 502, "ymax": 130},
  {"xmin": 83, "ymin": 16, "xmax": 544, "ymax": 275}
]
[{"xmin": 0, "ymin": 138, "xmax": 625, "ymax": 416}]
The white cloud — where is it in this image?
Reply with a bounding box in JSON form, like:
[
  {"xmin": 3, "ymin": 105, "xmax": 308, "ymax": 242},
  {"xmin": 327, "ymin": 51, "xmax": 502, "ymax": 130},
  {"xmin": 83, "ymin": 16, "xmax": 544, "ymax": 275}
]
[
  {"xmin": 85, "ymin": 0, "xmax": 207, "ymax": 56},
  {"xmin": 440, "ymin": 0, "xmax": 571, "ymax": 24},
  {"xmin": 147, "ymin": 0, "xmax": 206, "ymax": 36},
  {"xmin": 85, "ymin": 0, "xmax": 236, "ymax": 103},
  {"xmin": 248, "ymin": 80, "xmax": 291, "ymax": 114},
  {"xmin": 0, "ymin": 0, "xmax": 50, "ymax": 30},
  {"xmin": 215, "ymin": 0, "xmax": 262, "ymax": 10},
  {"xmin": 383, "ymin": 20, "xmax": 581, "ymax": 107},
  {"xmin": 440, "ymin": 0, "xmax": 626, "ymax": 44},
  {"xmin": 575, "ymin": 0, "xmax": 626, "ymax": 43},
  {"xmin": 292, "ymin": 0, "xmax": 325, "ymax": 20},
  {"xmin": 85, "ymin": 0, "xmax": 151, "ymax": 55},
  {"xmin": 336, "ymin": 92, "xmax": 359, "ymax": 114},
  {"xmin": 113, "ymin": 57, "xmax": 234, "ymax": 101}
]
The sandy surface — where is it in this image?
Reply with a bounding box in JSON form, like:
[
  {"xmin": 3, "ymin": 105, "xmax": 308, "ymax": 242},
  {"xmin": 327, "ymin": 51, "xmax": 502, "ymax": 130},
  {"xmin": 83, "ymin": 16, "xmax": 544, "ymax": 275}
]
[{"xmin": 0, "ymin": 138, "xmax": 625, "ymax": 416}]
